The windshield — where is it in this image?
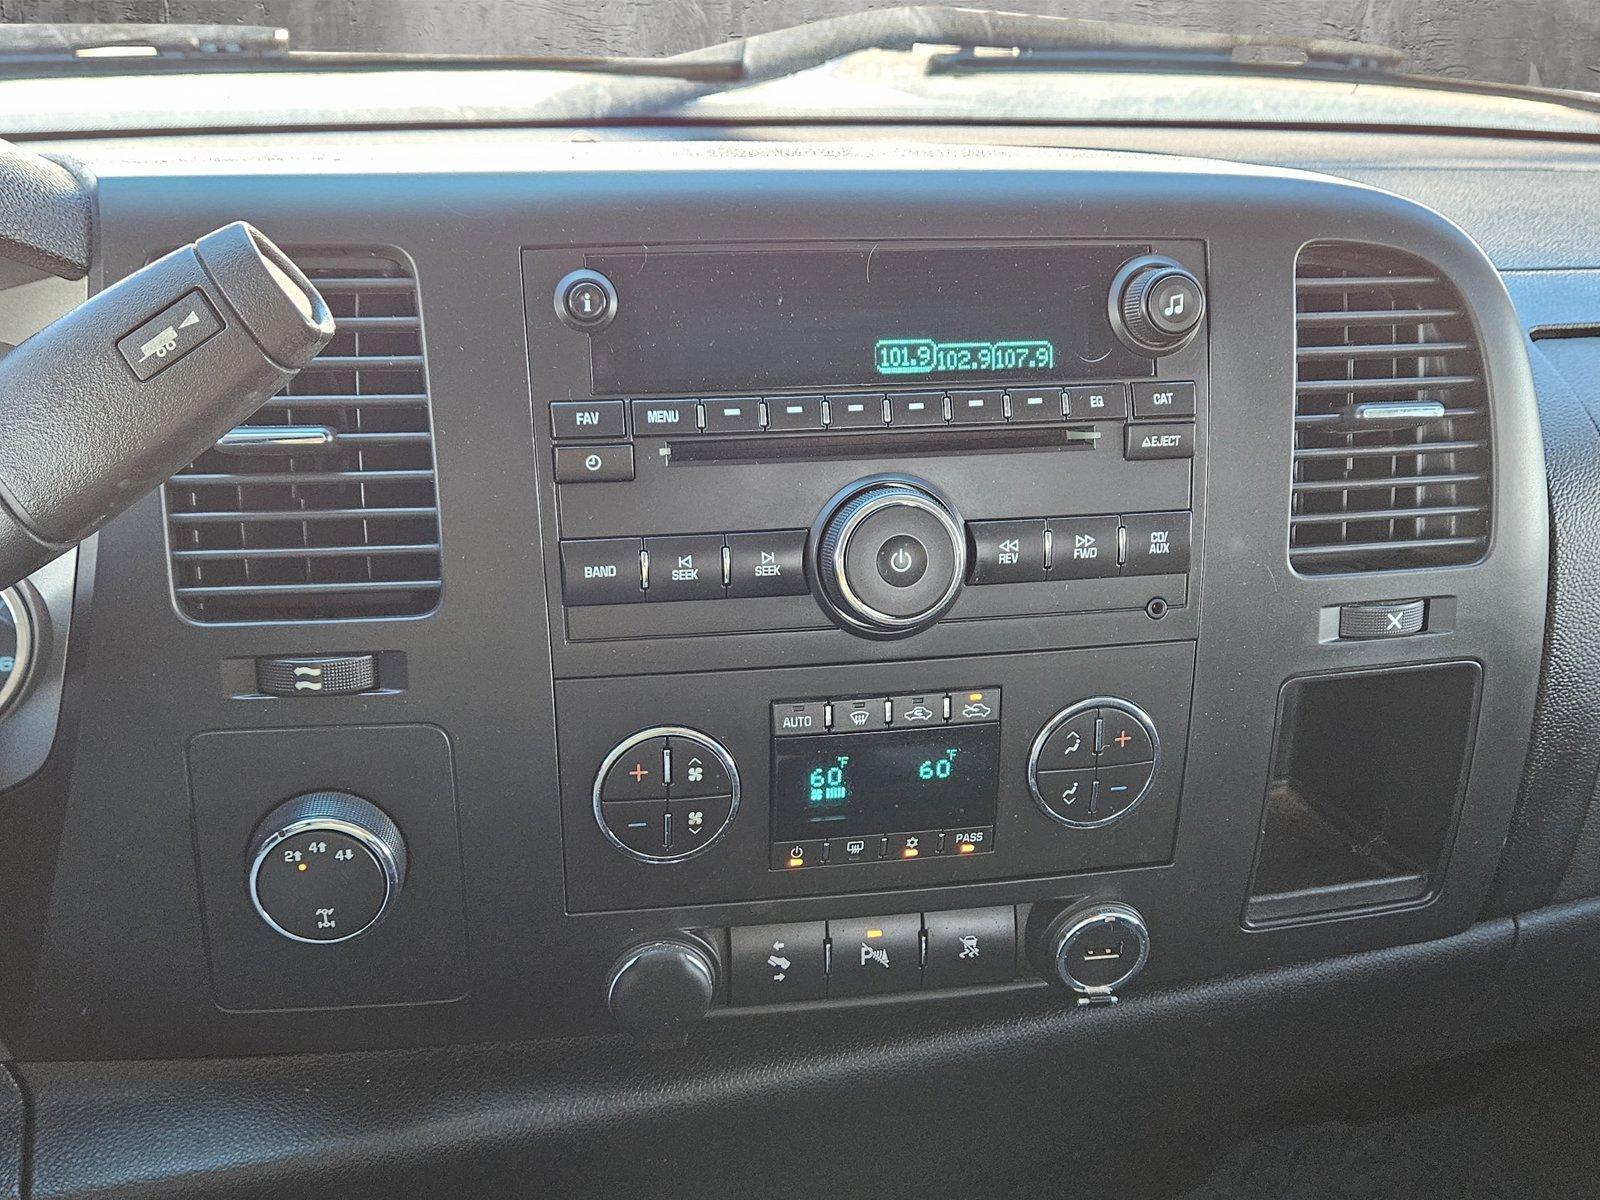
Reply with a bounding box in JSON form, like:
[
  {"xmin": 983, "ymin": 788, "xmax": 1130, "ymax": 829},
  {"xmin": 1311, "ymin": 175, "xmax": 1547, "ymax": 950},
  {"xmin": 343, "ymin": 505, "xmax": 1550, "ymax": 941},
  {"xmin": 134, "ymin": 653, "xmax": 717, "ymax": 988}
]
[{"xmin": 0, "ymin": 2, "xmax": 1593, "ymax": 138}]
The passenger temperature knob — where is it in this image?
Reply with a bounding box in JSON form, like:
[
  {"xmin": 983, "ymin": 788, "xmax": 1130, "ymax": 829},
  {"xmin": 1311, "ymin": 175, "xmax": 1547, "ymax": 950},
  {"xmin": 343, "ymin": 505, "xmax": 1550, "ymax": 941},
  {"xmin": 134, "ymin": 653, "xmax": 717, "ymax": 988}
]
[{"xmin": 1109, "ymin": 256, "xmax": 1205, "ymax": 355}]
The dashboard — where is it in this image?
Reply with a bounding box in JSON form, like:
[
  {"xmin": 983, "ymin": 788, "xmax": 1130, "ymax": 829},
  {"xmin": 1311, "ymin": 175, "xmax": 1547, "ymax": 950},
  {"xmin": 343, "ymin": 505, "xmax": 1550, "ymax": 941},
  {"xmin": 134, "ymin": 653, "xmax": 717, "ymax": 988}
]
[{"xmin": 0, "ymin": 129, "xmax": 1591, "ymax": 1198}]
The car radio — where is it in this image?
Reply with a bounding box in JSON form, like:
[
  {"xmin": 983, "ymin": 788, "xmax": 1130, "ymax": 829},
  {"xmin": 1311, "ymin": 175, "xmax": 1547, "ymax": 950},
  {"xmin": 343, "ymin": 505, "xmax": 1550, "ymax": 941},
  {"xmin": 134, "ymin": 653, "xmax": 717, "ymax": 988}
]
[{"xmin": 524, "ymin": 237, "xmax": 1206, "ymax": 913}]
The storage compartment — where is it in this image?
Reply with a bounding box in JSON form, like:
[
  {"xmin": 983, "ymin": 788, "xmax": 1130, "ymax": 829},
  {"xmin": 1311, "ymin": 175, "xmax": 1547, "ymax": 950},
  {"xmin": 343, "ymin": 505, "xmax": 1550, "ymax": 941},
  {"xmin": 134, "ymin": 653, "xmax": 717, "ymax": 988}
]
[{"xmin": 1246, "ymin": 662, "xmax": 1481, "ymax": 925}]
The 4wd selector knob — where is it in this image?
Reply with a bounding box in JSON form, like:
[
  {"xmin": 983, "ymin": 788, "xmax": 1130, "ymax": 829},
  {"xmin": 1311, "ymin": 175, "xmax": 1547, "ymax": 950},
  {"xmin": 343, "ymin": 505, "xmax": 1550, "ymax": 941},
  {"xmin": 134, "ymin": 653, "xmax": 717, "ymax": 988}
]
[
  {"xmin": 1109, "ymin": 255, "xmax": 1206, "ymax": 355},
  {"xmin": 248, "ymin": 791, "xmax": 406, "ymax": 944},
  {"xmin": 813, "ymin": 478, "xmax": 966, "ymax": 638}
]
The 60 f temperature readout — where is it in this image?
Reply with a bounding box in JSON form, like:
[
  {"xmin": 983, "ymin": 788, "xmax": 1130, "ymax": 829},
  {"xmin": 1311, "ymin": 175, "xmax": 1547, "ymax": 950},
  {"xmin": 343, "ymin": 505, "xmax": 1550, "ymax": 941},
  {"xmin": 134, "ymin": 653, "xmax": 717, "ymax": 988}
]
[{"xmin": 875, "ymin": 337, "xmax": 1055, "ymax": 376}]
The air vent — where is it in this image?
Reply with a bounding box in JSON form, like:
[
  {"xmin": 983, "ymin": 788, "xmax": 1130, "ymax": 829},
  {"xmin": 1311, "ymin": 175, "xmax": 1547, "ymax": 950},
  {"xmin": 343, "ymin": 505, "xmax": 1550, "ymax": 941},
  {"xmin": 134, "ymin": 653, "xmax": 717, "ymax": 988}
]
[
  {"xmin": 1292, "ymin": 243, "xmax": 1491, "ymax": 573},
  {"xmin": 165, "ymin": 252, "xmax": 441, "ymax": 622}
]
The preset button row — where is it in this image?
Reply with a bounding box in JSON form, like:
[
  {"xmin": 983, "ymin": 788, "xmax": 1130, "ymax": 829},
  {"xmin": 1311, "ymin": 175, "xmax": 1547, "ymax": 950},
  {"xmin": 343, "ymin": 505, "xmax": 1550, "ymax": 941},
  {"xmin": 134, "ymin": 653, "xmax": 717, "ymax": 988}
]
[
  {"xmin": 561, "ymin": 529, "xmax": 806, "ymax": 606},
  {"xmin": 968, "ymin": 511, "xmax": 1192, "ymax": 584}
]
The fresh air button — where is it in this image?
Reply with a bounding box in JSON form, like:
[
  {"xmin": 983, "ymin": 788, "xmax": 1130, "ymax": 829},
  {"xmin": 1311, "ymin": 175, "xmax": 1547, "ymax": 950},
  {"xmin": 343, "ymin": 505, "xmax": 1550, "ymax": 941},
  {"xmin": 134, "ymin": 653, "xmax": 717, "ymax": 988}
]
[
  {"xmin": 644, "ymin": 535, "xmax": 725, "ymax": 601},
  {"xmin": 726, "ymin": 530, "xmax": 807, "ymax": 597},
  {"xmin": 1132, "ymin": 381, "xmax": 1196, "ymax": 418},
  {"xmin": 630, "ymin": 398, "xmax": 700, "ymax": 435},
  {"xmin": 550, "ymin": 399, "xmax": 626, "ymax": 439},
  {"xmin": 560, "ymin": 538, "xmax": 644, "ymax": 605},
  {"xmin": 600, "ymin": 736, "xmax": 669, "ymax": 801},
  {"xmin": 828, "ymin": 914, "xmax": 922, "ymax": 996},
  {"xmin": 1122, "ymin": 511, "xmax": 1192, "ymax": 574},
  {"xmin": 117, "ymin": 290, "xmax": 223, "ymax": 381},
  {"xmin": 1066, "ymin": 383, "xmax": 1128, "ymax": 420},
  {"xmin": 923, "ymin": 907, "xmax": 1016, "ymax": 987},
  {"xmin": 891, "ymin": 694, "xmax": 944, "ymax": 726},
  {"xmin": 731, "ymin": 922, "xmax": 827, "ymax": 1004},
  {"xmin": 835, "ymin": 697, "xmax": 889, "ymax": 732},
  {"xmin": 703, "ymin": 397, "xmax": 763, "ymax": 433},
  {"xmin": 951, "ymin": 688, "xmax": 999, "ymax": 723},
  {"xmin": 827, "ymin": 395, "xmax": 887, "ymax": 428},
  {"xmin": 1007, "ymin": 387, "xmax": 1064, "ymax": 423},
  {"xmin": 764, "ymin": 395, "xmax": 825, "ymax": 431},
  {"xmin": 773, "ymin": 700, "xmax": 827, "ymax": 737},
  {"xmin": 968, "ymin": 519, "xmax": 1047, "ymax": 584},
  {"xmin": 948, "ymin": 390, "xmax": 1005, "ymax": 424},
  {"xmin": 1125, "ymin": 422, "xmax": 1195, "ymax": 460},
  {"xmin": 554, "ymin": 443, "xmax": 634, "ymax": 483},
  {"xmin": 1046, "ymin": 515, "xmax": 1120, "ymax": 579},
  {"xmin": 889, "ymin": 392, "xmax": 946, "ymax": 427}
]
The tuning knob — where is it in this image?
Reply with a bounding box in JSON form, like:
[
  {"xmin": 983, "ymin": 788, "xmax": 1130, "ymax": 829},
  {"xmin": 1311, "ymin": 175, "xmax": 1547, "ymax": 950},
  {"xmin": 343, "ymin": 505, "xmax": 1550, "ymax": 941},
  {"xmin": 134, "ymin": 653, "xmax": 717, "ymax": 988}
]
[
  {"xmin": 248, "ymin": 791, "xmax": 407, "ymax": 944},
  {"xmin": 813, "ymin": 477, "xmax": 966, "ymax": 638},
  {"xmin": 1109, "ymin": 256, "xmax": 1205, "ymax": 355},
  {"xmin": 606, "ymin": 935, "xmax": 718, "ymax": 1049}
]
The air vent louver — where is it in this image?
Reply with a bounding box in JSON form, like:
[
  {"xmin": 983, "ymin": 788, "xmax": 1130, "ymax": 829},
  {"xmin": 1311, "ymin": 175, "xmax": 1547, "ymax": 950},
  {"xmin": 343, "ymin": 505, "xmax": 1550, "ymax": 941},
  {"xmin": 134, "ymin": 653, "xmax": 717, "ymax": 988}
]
[
  {"xmin": 165, "ymin": 252, "xmax": 441, "ymax": 621},
  {"xmin": 1292, "ymin": 243, "xmax": 1491, "ymax": 573}
]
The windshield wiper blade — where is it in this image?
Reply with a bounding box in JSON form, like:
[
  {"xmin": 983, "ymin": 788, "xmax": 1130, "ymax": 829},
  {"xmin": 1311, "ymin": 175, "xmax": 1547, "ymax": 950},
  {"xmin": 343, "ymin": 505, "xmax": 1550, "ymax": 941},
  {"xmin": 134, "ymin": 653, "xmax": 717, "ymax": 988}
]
[{"xmin": 0, "ymin": 22, "xmax": 743, "ymax": 83}]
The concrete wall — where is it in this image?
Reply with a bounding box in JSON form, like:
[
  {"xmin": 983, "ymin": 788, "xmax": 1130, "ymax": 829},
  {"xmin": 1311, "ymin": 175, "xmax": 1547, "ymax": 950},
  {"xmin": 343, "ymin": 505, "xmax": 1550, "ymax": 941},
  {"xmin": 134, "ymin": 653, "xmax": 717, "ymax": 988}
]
[{"xmin": 2, "ymin": 0, "xmax": 1596, "ymax": 91}]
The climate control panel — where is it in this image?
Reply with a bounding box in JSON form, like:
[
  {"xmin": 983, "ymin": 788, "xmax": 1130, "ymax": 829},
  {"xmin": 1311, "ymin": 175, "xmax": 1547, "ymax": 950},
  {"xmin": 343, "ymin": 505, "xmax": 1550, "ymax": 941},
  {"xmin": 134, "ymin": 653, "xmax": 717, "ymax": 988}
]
[{"xmin": 593, "ymin": 727, "xmax": 740, "ymax": 862}]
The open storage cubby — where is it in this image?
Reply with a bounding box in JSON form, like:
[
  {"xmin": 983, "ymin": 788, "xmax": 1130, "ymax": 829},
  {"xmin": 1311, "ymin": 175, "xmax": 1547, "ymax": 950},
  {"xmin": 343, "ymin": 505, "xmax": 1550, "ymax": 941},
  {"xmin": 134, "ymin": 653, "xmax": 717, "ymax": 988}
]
[{"xmin": 1245, "ymin": 661, "xmax": 1481, "ymax": 925}]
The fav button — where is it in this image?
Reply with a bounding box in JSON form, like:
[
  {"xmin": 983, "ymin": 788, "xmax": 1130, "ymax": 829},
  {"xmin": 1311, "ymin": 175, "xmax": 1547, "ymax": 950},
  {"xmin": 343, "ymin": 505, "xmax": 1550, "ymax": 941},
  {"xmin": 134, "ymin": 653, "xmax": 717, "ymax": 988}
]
[
  {"xmin": 550, "ymin": 399, "xmax": 626, "ymax": 439},
  {"xmin": 645, "ymin": 535, "xmax": 725, "ymax": 600},
  {"xmin": 923, "ymin": 907, "xmax": 1016, "ymax": 987},
  {"xmin": 827, "ymin": 914, "xmax": 922, "ymax": 996}
]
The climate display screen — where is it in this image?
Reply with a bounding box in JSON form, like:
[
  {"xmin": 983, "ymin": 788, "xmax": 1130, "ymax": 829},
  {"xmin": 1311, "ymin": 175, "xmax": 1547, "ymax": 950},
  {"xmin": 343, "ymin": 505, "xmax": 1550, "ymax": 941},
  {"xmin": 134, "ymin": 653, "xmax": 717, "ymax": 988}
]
[
  {"xmin": 770, "ymin": 724, "xmax": 1001, "ymax": 843},
  {"xmin": 585, "ymin": 243, "xmax": 1152, "ymax": 394}
]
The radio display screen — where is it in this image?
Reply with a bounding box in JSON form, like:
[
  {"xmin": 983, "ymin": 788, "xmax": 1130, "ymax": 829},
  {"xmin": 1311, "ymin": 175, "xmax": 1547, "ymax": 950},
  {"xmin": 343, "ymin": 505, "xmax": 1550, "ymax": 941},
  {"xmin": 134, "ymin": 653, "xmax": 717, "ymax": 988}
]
[
  {"xmin": 585, "ymin": 243, "xmax": 1152, "ymax": 395},
  {"xmin": 770, "ymin": 724, "xmax": 1001, "ymax": 842}
]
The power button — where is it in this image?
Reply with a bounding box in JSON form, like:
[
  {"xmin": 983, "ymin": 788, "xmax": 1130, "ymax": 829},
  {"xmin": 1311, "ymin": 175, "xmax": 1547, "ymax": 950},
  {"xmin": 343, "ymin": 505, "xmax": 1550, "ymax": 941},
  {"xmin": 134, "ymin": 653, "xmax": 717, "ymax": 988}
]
[{"xmin": 876, "ymin": 534, "xmax": 929, "ymax": 587}]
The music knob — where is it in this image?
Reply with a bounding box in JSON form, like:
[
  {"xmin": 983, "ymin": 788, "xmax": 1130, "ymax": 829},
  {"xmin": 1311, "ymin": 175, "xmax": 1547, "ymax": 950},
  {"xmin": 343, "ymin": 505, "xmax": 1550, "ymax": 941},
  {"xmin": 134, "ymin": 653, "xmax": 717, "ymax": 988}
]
[
  {"xmin": 1109, "ymin": 255, "xmax": 1206, "ymax": 355},
  {"xmin": 813, "ymin": 477, "xmax": 966, "ymax": 638}
]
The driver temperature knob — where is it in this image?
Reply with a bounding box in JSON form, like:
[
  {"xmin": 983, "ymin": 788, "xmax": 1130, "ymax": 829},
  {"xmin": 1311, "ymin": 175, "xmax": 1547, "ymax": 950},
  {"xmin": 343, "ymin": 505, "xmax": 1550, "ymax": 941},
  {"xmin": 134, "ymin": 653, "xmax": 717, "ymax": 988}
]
[
  {"xmin": 813, "ymin": 478, "xmax": 966, "ymax": 638},
  {"xmin": 1109, "ymin": 255, "xmax": 1206, "ymax": 355}
]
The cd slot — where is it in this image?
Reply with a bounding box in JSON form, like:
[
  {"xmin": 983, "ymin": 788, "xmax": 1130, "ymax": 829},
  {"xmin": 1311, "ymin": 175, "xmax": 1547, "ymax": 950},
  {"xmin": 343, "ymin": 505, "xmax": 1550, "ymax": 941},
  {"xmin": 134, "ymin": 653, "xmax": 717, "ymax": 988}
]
[{"xmin": 667, "ymin": 426, "xmax": 1101, "ymax": 465}]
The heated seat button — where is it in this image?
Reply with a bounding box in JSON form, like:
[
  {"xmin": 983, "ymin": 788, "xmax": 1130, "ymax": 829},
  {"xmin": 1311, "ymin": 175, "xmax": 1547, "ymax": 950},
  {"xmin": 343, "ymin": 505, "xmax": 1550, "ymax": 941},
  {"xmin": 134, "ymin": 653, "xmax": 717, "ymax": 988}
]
[
  {"xmin": 550, "ymin": 399, "xmax": 626, "ymax": 439},
  {"xmin": 828, "ymin": 914, "xmax": 922, "ymax": 996},
  {"xmin": 560, "ymin": 538, "xmax": 644, "ymax": 605},
  {"xmin": 948, "ymin": 389, "xmax": 1005, "ymax": 424},
  {"xmin": 731, "ymin": 922, "xmax": 828, "ymax": 1004},
  {"xmin": 600, "ymin": 736, "xmax": 669, "ymax": 801},
  {"xmin": 923, "ymin": 907, "xmax": 1016, "ymax": 987},
  {"xmin": 1036, "ymin": 710, "xmax": 1098, "ymax": 770},
  {"xmin": 667, "ymin": 736, "xmax": 731, "ymax": 798},
  {"xmin": 1122, "ymin": 511, "xmax": 1192, "ymax": 574},
  {"xmin": 645, "ymin": 535, "xmax": 725, "ymax": 600},
  {"xmin": 968, "ymin": 519, "xmax": 1047, "ymax": 584},
  {"xmin": 727, "ymin": 530, "xmax": 807, "ymax": 598},
  {"xmin": 1047, "ymin": 516, "xmax": 1119, "ymax": 579}
]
